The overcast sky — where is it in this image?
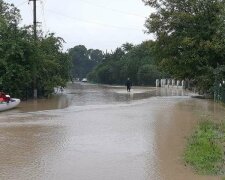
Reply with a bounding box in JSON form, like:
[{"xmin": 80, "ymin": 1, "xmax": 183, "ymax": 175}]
[{"xmin": 7, "ymin": 0, "xmax": 153, "ymax": 51}]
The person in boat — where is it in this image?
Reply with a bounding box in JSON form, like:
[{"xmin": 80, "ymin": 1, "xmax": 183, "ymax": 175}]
[
  {"xmin": 5, "ymin": 95, "xmax": 10, "ymax": 103},
  {"xmin": 0, "ymin": 92, "xmax": 6, "ymax": 102},
  {"xmin": 0, "ymin": 92, "xmax": 10, "ymax": 103},
  {"xmin": 125, "ymin": 78, "xmax": 132, "ymax": 92}
]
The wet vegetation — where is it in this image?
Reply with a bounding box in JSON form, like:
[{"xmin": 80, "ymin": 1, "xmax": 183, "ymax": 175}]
[
  {"xmin": 0, "ymin": 0, "xmax": 70, "ymax": 99},
  {"xmin": 2, "ymin": 0, "xmax": 225, "ymax": 102},
  {"xmin": 69, "ymin": 45, "xmax": 104, "ymax": 80},
  {"xmin": 88, "ymin": 0, "xmax": 225, "ymax": 95},
  {"xmin": 184, "ymin": 121, "xmax": 225, "ymax": 175},
  {"xmin": 143, "ymin": 0, "xmax": 225, "ymax": 95},
  {"xmin": 87, "ymin": 42, "xmax": 164, "ymax": 86}
]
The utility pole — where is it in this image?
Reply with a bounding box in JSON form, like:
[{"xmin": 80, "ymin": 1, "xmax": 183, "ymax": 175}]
[{"xmin": 29, "ymin": 0, "xmax": 38, "ymax": 99}]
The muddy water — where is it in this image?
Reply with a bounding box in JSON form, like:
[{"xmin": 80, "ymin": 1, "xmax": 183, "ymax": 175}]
[{"xmin": 0, "ymin": 82, "xmax": 224, "ymax": 180}]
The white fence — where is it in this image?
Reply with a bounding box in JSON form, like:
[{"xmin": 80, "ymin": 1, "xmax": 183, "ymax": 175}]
[{"xmin": 156, "ymin": 79, "xmax": 185, "ymax": 89}]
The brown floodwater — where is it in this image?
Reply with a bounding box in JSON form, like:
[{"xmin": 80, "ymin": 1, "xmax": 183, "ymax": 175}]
[{"xmin": 0, "ymin": 82, "xmax": 224, "ymax": 180}]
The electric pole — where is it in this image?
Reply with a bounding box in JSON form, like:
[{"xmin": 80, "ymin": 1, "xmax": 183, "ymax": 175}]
[{"xmin": 29, "ymin": 0, "xmax": 38, "ymax": 99}]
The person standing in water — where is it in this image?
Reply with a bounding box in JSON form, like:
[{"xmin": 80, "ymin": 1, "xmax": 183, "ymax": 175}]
[{"xmin": 125, "ymin": 78, "xmax": 132, "ymax": 92}]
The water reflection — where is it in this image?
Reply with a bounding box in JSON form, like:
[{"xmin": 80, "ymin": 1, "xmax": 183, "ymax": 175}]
[
  {"xmin": 6, "ymin": 94, "xmax": 69, "ymax": 114},
  {"xmin": 11, "ymin": 82, "xmax": 190, "ymax": 113},
  {"xmin": 0, "ymin": 124, "xmax": 68, "ymax": 180},
  {"xmin": 0, "ymin": 82, "xmax": 222, "ymax": 180}
]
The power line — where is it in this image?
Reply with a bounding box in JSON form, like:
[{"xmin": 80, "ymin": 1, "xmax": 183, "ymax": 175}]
[
  {"xmin": 45, "ymin": 9, "xmax": 143, "ymax": 31},
  {"xmin": 16, "ymin": 0, "xmax": 146, "ymax": 18},
  {"xmin": 75, "ymin": 0, "xmax": 146, "ymax": 18},
  {"xmin": 16, "ymin": 1, "xmax": 145, "ymax": 32}
]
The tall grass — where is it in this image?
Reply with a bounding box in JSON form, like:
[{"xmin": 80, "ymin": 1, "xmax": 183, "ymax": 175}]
[{"xmin": 184, "ymin": 121, "xmax": 225, "ymax": 175}]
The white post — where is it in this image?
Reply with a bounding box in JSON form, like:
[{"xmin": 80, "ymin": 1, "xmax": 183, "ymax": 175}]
[
  {"xmin": 172, "ymin": 79, "xmax": 175, "ymax": 86},
  {"xmin": 177, "ymin": 80, "xmax": 180, "ymax": 88},
  {"xmin": 161, "ymin": 79, "xmax": 165, "ymax": 87},
  {"xmin": 156, "ymin": 79, "xmax": 159, "ymax": 87},
  {"xmin": 182, "ymin": 80, "xmax": 185, "ymax": 89},
  {"xmin": 167, "ymin": 79, "xmax": 170, "ymax": 88}
]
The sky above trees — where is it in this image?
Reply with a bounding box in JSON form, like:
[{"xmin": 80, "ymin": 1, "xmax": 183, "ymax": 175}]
[{"xmin": 7, "ymin": 0, "xmax": 154, "ymax": 51}]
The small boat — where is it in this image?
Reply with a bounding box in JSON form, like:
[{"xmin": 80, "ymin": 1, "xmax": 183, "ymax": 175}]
[{"xmin": 0, "ymin": 98, "xmax": 21, "ymax": 112}]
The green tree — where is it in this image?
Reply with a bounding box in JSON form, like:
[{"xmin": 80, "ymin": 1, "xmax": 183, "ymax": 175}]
[
  {"xmin": 143, "ymin": 0, "xmax": 225, "ymax": 93},
  {"xmin": 0, "ymin": 0, "xmax": 70, "ymax": 98},
  {"xmin": 137, "ymin": 64, "xmax": 161, "ymax": 85},
  {"xmin": 88, "ymin": 41, "xmax": 162, "ymax": 85},
  {"xmin": 88, "ymin": 49, "xmax": 104, "ymax": 63},
  {"xmin": 0, "ymin": 1, "xmax": 33, "ymax": 97},
  {"xmin": 69, "ymin": 45, "xmax": 103, "ymax": 79},
  {"xmin": 37, "ymin": 33, "xmax": 70, "ymax": 96},
  {"xmin": 122, "ymin": 42, "xmax": 134, "ymax": 53}
]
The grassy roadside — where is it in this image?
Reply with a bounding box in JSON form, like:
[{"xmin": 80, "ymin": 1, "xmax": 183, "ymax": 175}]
[{"xmin": 184, "ymin": 121, "xmax": 225, "ymax": 175}]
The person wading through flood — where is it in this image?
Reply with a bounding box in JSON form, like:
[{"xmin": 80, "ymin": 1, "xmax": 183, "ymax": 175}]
[{"xmin": 125, "ymin": 78, "xmax": 132, "ymax": 92}]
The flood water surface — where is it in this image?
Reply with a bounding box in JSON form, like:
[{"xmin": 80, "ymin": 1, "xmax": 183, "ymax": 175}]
[{"xmin": 0, "ymin": 83, "xmax": 223, "ymax": 180}]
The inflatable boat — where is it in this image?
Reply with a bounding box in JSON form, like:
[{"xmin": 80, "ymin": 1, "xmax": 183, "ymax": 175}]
[{"xmin": 0, "ymin": 98, "xmax": 20, "ymax": 112}]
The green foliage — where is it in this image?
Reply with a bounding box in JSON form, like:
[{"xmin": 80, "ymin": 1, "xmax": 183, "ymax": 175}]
[
  {"xmin": 35, "ymin": 36, "xmax": 70, "ymax": 97},
  {"xmin": 143, "ymin": 0, "xmax": 225, "ymax": 93},
  {"xmin": 0, "ymin": 1, "xmax": 70, "ymax": 99},
  {"xmin": 88, "ymin": 41, "xmax": 163, "ymax": 85},
  {"xmin": 184, "ymin": 121, "xmax": 224, "ymax": 175},
  {"xmin": 69, "ymin": 45, "xmax": 103, "ymax": 79},
  {"xmin": 3, "ymin": 64, "xmax": 31, "ymax": 97},
  {"xmin": 137, "ymin": 64, "xmax": 161, "ymax": 85},
  {"xmin": 122, "ymin": 42, "xmax": 134, "ymax": 53}
]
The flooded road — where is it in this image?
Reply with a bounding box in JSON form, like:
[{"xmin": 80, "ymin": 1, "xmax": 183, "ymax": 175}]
[{"xmin": 0, "ymin": 83, "xmax": 223, "ymax": 180}]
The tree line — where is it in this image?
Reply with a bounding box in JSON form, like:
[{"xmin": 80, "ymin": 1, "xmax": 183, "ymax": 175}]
[
  {"xmin": 87, "ymin": 0, "xmax": 225, "ymax": 94},
  {"xmin": 87, "ymin": 42, "xmax": 163, "ymax": 86},
  {"xmin": 68, "ymin": 42, "xmax": 164, "ymax": 86},
  {"xmin": 2, "ymin": 0, "xmax": 225, "ymax": 99},
  {"xmin": 0, "ymin": 0, "xmax": 70, "ymax": 99},
  {"xmin": 69, "ymin": 45, "xmax": 104, "ymax": 80},
  {"xmin": 142, "ymin": 0, "xmax": 225, "ymax": 94}
]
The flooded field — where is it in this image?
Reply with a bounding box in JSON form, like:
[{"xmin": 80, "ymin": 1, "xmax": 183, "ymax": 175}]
[{"xmin": 0, "ymin": 82, "xmax": 223, "ymax": 180}]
